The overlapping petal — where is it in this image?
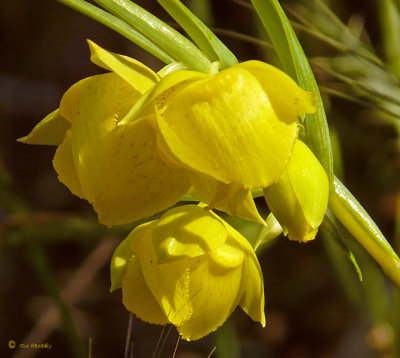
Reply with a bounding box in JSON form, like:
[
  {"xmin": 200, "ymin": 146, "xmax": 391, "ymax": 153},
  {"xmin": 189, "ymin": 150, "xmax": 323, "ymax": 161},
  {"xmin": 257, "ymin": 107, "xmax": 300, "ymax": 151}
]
[
  {"xmin": 189, "ymin": 174, "xmax": 265, "ymax": 225},
  {"xmin": 122, "ymin": 255, "xmax": 169, "ymax": 325},
  {"xmin": 53, "ymin": 130, "xmax": 86, "ymax": 199},
  {"xmin": 155, "ymin": 66, "xmax": 300, "ymax": 189},
  {"xmin": 58, "ymin": 72, "xmax": 190, "ymax": 225},
  {"xmin": 237, "ymin": 61, "xmax": 316, "ymax": 123}
]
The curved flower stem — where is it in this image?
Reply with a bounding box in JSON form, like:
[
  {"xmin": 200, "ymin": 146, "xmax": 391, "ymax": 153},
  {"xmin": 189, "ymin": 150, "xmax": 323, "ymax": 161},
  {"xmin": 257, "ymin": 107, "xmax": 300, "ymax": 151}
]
[{"xmin": 329, "ymin": 177, "xmax": 400, "ymax": 288}]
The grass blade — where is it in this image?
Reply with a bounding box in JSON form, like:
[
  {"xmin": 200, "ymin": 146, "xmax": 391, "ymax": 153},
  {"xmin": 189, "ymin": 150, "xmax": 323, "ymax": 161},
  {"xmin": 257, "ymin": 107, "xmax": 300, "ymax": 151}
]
[
  {"xmin": 158, "ymin": 0, "xmax": 238, "ymax": 69},
  {"xmin": 92, "ymin": 0, "xmax": 211, "ymax": 72}
]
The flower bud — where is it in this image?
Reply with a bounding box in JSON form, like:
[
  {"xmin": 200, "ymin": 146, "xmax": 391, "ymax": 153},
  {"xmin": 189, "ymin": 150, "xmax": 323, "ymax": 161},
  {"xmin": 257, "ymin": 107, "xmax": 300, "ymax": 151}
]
[
  {"xmin": 110, "ymin": 205, "xmax": 265, "ymax": 341},
  {"xmin": 264, "ymin": 141, "xmax": 329, "ymax": 242}
]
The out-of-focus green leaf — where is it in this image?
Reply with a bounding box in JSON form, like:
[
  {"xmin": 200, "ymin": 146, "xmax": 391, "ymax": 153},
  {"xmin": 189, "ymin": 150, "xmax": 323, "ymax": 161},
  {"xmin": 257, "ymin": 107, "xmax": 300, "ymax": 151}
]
[
  {"xmin": 215, "ymin": 318, "xmax": 240, "ymax": 358},
  {"xmin": 158, "ymin": 0, "xmax": 237, "ymax": 69},
  {"xmin": 57, "ymin": 0, "xmax": 175, "ymax": 64},
  {"xmin": 380, "ymin": 0, "xmax": 400, "ymax": 77}
]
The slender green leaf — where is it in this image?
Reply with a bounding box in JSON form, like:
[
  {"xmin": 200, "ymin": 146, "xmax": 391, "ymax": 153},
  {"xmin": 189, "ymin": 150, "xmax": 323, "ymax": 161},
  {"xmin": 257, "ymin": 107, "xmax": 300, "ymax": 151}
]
[
  {"xmin": 320, "ymin": 214, "xmax": 363, "ymax": 307},
  {"xmin": 380, "ymin": 0, "xmax": 400, "ymax": 78},
  {"xmin": 92, "ymin": 0, "xmax": 211, "ymax": 72},
  {"xmin": 28, "ymin": 244, "xmax": 85, "ymax": 358},
  {"xmin": 250, "ymin": 0, "xmax": 334, "ymax": 189},
  {"xmin": 320, "ymin": 213, "xmax": 363, "ymax": 282},
  {"xmin": 158, "ymin": 0, "xmax": 237, "ymax": 69},
  {"xmin": 57, "ymin": 0, "xmax": 174, "ymax": 64},
  {"xmin": 329, "ymin": 177, "xmax": 400, "ymax": 288}
]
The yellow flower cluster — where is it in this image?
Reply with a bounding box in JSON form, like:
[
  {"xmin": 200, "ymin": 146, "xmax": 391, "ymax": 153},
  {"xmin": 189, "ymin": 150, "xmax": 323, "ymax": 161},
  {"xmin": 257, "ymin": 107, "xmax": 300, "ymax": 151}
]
[{"xmin": 20, "ymin": 41, "xmax": 329, "ymax": 340}]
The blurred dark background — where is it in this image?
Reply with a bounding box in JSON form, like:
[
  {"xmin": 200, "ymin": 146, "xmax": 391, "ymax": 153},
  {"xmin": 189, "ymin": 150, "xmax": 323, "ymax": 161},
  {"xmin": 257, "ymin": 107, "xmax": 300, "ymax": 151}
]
[{"xmin": 1, "ymin": 0, "xmax": 399, "ymax": 357}]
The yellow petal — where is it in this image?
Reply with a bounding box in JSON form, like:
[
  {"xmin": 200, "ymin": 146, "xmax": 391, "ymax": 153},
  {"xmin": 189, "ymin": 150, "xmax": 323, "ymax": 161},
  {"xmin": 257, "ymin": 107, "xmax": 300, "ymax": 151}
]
[
  {"xmin": 225, "ymin": 224, "xmax": 266, "ymax": 326},
  {"xmin": 110, "ymin": 221, "xmax": 154, "ymax": 292},
  {"xmin": 190, "ymin": 174, "xmax": 265, "ymax": 225},
  {"xmin": 156, "ymin": 66, "xmax": 298, "ymax": 188},
  {"xmin": 264, "ymin": 141, "xmax": 329, "ymax": 242},
  {"xmin": 18, "ymin": 109, "xmax": 70, "ymax": 145},
  {"xmin": 91, "ymin": 118, "xmax": 190, "ymax": 226},
  {"xmin": 122, "ymin": 255, "xmax": 169, "ymax": 325},
  {"xmin": 88, "ymin": 40, "xmax": 159, "ymax": 94},
  {"xmin": 60, "ymin": 72, "xmax": 190, "ymax": 225},
  {"xmin": 177, "ymin": 253, "xmax": 243, "ymax": 341},
  {"xmin": 238, "ymin": 249, "xmax": 266, "ymax": 326},
  {"xmin": 132, "ymin": 226, "xmax": 194, "ymax": 326},
  {"xmin": 237, "ymin": 61, "xmax": 316, "ymax": 122},
  {"xmin": 53, "ymin": 130, "xmax": 86, "ymax": 199}
]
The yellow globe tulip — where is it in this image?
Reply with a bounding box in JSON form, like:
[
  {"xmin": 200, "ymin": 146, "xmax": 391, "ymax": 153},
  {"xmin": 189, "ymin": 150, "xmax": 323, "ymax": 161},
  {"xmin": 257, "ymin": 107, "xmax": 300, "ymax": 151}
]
[
  {"xmin": 19, "ymin": 41, "xmax": 316, "ymax": 227},
  {"xmin": 110, "ymin": 204, "xmax": 265, "ymax": 341}
]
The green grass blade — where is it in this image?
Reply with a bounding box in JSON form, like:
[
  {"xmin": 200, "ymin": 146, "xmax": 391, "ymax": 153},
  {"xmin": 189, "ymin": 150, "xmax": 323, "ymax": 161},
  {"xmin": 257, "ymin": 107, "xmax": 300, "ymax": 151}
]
[
  {"xmin": 57, "ymin": 0, "xmax": 175, "ymax": 64},
  {"xmin": 28, "ymin": 243, "xmax": 85, "ymax": 358},
  {"xmin": 380, "ymin": 0, "xmax": 400, "ymax": 78},
  {"xmin": 329, "ymin": 177, "xmax": 400, "ymax": 288},
  {"xmin": 92, "ymin": 0, "xmax": 211, "ymax": 72},
  {"xmin": 158, "ymin": 0, "xmax": 237, "ymax": 69},
  {"xmin": 250, "ymin": 0, "xmax": 334, "ymax": 189},
  {"xmin": 320, "ymin": 213, "xmax": 363, "ymax": 282}
]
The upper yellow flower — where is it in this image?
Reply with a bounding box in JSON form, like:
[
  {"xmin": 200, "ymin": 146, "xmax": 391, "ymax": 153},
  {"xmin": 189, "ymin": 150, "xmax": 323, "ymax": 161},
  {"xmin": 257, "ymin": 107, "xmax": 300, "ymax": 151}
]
[
  {"xmin": 110, "ymin": 204, "xmax": 265, "ymax": 341},
  {"xmin": 19, "ymin": 41, "xmax": 316, "ymax": 226}
]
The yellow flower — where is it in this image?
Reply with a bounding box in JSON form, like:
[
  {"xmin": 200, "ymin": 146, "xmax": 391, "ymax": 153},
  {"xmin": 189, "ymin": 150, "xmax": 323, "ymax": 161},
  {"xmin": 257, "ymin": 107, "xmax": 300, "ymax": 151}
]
[
  {"xmin": 19, "ymin": 41, "xmax": 316, "ymax": 226},
  {"xmin": 263, "ymin": 140, "xmax": 329, "ymax": 242},
  {"xmin": 110, "ymin": 204, "xmax": 265, "ymax": 341}
]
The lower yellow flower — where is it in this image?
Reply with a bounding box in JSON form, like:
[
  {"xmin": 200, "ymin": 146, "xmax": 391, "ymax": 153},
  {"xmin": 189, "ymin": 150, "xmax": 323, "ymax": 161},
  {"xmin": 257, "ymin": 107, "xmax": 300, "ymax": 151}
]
[{"xmin": 110, "ymin": 205, "xmax": 265, "ymax": 341}]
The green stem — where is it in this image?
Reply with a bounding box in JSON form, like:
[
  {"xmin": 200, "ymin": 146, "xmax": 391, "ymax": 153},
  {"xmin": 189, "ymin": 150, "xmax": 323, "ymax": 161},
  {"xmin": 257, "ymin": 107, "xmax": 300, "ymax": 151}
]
[
  {"xmin": 56, "ymin": 0, "xmax": 175, "ymax": 64},
  {"xmin": 329, "ymin": 177, "xmax": 400, "ymax": 288},
  {"xmin": 28, "ymin": 243, "xmax": 85, "ymax": 358},
  {"xmin": 158, "ymin": 0, "xmax": 237, "ymax": 69}
]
